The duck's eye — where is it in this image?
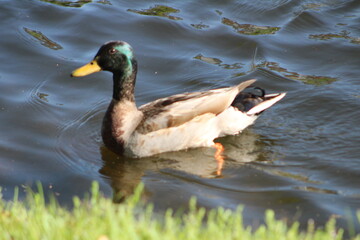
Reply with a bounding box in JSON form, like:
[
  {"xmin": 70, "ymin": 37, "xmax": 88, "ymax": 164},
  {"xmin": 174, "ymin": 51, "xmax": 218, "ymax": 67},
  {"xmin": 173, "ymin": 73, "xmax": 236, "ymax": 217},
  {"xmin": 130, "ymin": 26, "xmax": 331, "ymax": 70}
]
[{"xmin": 109, "ymin": 48, "xmax": 117, "ymax": 54}]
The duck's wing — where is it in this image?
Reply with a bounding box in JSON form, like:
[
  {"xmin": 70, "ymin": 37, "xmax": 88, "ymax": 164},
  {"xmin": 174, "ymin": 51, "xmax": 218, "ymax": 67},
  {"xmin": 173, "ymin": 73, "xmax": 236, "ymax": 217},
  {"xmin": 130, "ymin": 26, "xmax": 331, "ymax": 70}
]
[{"xmin": 137, "ymin": 79, "xmax": 256, "ymax": 134}]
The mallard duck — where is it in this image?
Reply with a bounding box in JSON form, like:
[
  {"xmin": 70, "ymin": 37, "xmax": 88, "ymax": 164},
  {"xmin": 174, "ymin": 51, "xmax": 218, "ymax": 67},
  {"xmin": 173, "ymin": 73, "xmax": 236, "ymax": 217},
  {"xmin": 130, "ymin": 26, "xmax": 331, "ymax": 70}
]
[{"xmin": 71, "ymin": 41, "xmax": 285, "ymax": 158}]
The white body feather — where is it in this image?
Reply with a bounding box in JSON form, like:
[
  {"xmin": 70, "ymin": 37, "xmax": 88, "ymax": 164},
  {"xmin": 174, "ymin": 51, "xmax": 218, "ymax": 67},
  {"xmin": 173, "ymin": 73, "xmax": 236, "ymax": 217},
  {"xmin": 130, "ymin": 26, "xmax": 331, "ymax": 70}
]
[
  {"xmin": 121, "ymin": 91, "xmax": 285, "ymax": 157},
  {"xmin": 104, "ymin": 79, "xmax": 285, "ymax": 158},
  {"xmin": 124, "ymin": 107, "xmax": 257, "ymax": 157}
]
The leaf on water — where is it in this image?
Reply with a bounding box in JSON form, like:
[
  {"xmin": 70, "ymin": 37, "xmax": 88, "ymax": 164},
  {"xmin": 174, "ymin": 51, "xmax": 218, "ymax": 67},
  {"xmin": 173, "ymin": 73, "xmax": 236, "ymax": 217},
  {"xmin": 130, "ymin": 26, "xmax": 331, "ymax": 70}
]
[
  {"xmin": 194, "ymin": 54, "xmax": 222, "ymax": 65},
  {"xmin": 23, "ymin": 27, "xmax": 63, "ymax": 50},
  {"xmin": 194, "ymin": 54, "xmax": 243, "ymax": 69},
  {"xmin": 128, "ymin": 5, "xmax": 182, "ymax": 20},
  {"xmin": 309, "ymin": 30, "xmax": 360, "ymax": 45},
  {"xmin": 222, "ymin": 18, "xmax": 280, "ymax": 35},
  {"xmin": 37, "ymin": 93, "xmax": 49, "ymax": 102},
  {"xmin": 190, "ymin": 23, "xmax": 209, "ymax": 30},
  {"xmin": 309, "ymin": 30, "xmax": 350, "ymax": 40},
  {"xmin": 39, "ymin": 0, "xmax": 92, "ymax": 7},
  {"xmin": 215, "ymin": 10, "xmax": 223, "ymax": 16},
  {"xmin": 302, "ymin": 3, "xmax": 328, "ymax": 11},
  {"xmin": 295, "ymin": 186, "xmax": 338, "ymax": 195},
  {"xmin": 259, "ymin": 62, "xmax": 337, "ymax": 86},
  {"xmin": 293, "ymin": 75, "xmax": 338, "ymax": 86}
]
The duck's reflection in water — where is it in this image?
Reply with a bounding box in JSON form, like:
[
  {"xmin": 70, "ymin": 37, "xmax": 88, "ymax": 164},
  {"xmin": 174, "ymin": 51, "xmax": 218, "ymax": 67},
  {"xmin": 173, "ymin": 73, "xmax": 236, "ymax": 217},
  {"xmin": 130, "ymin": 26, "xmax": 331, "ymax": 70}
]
[{"xmin": 99, "ymin": 129, "xmax": 272, "ymax": 203}]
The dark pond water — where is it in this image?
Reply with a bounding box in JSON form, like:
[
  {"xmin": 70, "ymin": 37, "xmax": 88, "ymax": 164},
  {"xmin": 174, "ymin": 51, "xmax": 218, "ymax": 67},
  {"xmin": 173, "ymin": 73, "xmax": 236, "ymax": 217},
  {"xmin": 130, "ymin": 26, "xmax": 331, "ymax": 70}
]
[{"xmin": 1, "ymin": 0, "xmax": 360, "ymax": 233}]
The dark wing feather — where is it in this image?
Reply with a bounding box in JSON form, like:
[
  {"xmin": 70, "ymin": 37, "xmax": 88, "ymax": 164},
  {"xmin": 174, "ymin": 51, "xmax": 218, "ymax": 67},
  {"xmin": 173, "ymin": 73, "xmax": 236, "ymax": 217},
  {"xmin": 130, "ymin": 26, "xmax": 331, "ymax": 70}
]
[{"xmin": 137, "ymin": 79, "xmax": 256, "ymax": 134}]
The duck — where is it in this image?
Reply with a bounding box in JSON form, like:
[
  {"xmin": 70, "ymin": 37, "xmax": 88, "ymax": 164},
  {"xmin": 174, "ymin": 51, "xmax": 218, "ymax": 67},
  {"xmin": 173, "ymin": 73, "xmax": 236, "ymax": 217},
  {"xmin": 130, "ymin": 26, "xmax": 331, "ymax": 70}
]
[{"xmin": 71, "ymin": 41, "xmax": 286, "ymax": 158}]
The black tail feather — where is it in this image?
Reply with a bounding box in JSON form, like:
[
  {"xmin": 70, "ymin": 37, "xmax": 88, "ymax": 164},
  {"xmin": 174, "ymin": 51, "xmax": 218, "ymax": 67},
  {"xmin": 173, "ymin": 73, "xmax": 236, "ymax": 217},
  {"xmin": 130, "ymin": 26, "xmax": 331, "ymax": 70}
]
[{"xmin": 231, "ymin": 87, "xmax": 265, "ymax": 113}]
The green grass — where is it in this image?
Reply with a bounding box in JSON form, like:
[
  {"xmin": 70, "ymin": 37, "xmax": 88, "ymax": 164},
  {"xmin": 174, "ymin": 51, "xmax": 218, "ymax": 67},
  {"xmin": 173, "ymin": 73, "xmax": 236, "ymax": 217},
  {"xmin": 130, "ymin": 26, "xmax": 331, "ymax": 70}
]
[{"xmin": 0, "ymin": 182, "xmax": 359, "ymax": 240}]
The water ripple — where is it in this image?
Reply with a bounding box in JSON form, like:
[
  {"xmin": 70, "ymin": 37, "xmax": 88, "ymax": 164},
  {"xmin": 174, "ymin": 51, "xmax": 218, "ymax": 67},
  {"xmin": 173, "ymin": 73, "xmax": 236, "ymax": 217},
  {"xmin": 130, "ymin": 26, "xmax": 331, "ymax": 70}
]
[{"xmin": 55, "ymin": 100, "xmax": 106, "ymax": 173}]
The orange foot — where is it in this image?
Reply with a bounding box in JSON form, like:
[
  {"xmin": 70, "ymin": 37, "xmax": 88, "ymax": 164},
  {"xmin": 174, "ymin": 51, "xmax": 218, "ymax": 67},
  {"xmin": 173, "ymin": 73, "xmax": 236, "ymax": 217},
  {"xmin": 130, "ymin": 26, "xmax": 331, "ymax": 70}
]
[{"xmin": 213, "ymin": 142, "xmax": 225, "ymax": 176}]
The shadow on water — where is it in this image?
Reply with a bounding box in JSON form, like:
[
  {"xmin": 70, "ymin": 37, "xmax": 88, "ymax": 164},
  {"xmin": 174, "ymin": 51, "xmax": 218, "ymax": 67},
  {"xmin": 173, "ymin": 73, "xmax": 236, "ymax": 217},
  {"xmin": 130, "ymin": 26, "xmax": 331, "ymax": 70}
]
[{"xmin": 99, "ymin": 129, "xmax": 269, "ymax": 202}]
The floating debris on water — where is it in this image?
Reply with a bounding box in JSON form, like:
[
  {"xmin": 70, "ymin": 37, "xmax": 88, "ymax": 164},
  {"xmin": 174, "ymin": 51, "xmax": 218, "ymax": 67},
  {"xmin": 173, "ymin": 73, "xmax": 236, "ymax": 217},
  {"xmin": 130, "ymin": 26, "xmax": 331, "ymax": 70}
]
[
  {"xmin": 302, "ymin": 3, "xmax": 328, "ymax": 11},
  {"xmin": 222, "ymin": 17, "xmax": 280, "ymax": 35},
  {"xmin": 309, "ymin": 30, "xmax": 360, "ymax": 45},
  {"xmin": 39, "ymin": 0, "xmax": 92, "ymax": 8},
  {"xmin": 23, "ymin": 27, "xmax": 62, "ymax": 50},
  {"xmin": 128, "ymin": 5, "xmax": 182, "ymax": 20},
  {"xmin": 194, "ymin": 54, "xmax": 243, "ymax": 69},
  {"xmin": 259, "ymin": 61, "xmax": 337, "ymax": 86},
  {"xmin": 37, "ymin": 93, "xmax": 49, "ymax": 102},
  {"xmin": 190, "ymin": 23, "xmax": 209, "ymax": 30}
]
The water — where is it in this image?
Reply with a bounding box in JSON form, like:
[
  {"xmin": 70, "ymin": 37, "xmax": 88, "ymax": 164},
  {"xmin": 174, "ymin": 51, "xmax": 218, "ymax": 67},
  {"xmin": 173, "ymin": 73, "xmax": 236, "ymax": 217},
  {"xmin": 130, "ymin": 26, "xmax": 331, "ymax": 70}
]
[{"xmin": 1, "ymin": 0, "xmax": 360, "ymax": 233}]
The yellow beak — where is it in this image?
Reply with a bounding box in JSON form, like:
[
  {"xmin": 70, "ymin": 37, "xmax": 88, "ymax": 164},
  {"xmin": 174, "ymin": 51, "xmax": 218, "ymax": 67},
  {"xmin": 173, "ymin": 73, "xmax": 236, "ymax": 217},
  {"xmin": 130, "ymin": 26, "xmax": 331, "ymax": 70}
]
[{"xmin": 71, "ymin": 60, "xmax": 101, "ymax": 77}]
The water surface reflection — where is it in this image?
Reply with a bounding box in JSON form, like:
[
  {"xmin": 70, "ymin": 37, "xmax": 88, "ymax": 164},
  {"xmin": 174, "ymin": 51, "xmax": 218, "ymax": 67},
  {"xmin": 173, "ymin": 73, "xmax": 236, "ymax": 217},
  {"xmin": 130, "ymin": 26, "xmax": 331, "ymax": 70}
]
[{"xmin": 99, "ymin": 129, "xmax": 266, "ymax": 201}]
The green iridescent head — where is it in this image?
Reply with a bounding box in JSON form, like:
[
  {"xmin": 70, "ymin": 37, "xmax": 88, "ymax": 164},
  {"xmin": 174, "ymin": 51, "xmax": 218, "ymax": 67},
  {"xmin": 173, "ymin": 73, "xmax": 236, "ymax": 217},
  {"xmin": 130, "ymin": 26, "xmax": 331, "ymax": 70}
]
[{"xmin": 71, "ymin": 41, "xmax": 135, "ymax": 77}]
